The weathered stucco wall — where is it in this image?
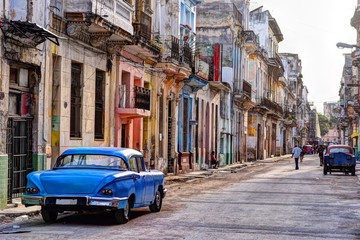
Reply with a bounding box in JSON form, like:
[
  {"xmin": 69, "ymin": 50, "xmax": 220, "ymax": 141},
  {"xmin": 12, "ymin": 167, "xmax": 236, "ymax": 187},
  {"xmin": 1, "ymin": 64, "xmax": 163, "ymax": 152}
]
[{"xmin": 50, "ymin": 40, "xmax": 109, "ymax": 154}]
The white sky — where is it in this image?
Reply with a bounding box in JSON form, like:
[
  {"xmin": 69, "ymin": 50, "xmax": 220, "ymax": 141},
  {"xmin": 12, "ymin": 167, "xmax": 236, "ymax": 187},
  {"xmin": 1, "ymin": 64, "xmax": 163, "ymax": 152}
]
[{"xmin": 251, "ymin": 0, "xmax": 357, "ymax": 113}]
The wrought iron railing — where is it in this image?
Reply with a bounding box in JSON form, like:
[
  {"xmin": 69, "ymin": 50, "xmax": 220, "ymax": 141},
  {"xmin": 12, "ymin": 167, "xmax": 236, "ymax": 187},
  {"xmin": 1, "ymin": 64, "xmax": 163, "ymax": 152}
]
[
  {"xmin": 135, "ymin": 10, "xmax": 151, "ymax": 41},
  {"xmin": 233, "ymin": 3, "xmax": 242, "ymax": 24},
  {"xmin": 243, "ymin": 80, "xmax": 251, "ymax": 98},
  {"xmin": 119, "ymin": 85, "xmax": 151, "ymax": 111},
  {"xmin": 261, "ymin": 97, "xmax": 283, "ymax": 114},
  {"xmin": 171, "ymin": 36, "xmax": 180, "ymax": 61},
  {"xmin": 134, "ymin": 86, "xmax": 151, "ymax": 110},
  {"xmin": 183, "ymin": 43, "xmax": 193, "ymax": 67},
  {"xmin": 243, "ymin": 30, "xmax": 257, "ymax": 44}
]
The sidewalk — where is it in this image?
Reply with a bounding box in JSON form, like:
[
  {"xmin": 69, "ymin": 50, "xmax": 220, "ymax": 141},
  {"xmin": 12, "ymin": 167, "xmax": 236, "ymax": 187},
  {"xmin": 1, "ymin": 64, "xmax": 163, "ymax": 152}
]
[{"xmin": 0, "ymin": 154, "xmax": 292, "ymax": 222}]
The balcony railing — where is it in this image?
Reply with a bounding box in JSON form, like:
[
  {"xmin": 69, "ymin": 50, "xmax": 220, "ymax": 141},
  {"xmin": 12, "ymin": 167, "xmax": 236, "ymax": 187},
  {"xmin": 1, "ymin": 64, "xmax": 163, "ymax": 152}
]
[
  {"xmin": 134, "ymin": 86, "xmax": 151, "ymax": 110},
  {"xmin": 183, "ymin": 43, "xmax": 193, "ymax": 67},
  {"xmin": 171, "ymin": 36, "xmax": 180, "ymax": 61},
  {"xmin": 243, "ymin": 80, "xmax": 251, "ymax": 98},
  {"xmin": 261, "ymin": 97, "xmax": 283, "ymax": 114},
  {"xmin": 66, "ymin": 0, "xmax": 134, "ymax": 35},
  {"xmin": 134, "ymin": 10, "xmax": 151, "ymax": 41},
  {"xmin": 233, "ymin": 3, "xmax": 242, "ymax": 24},
  {"xmin": 119, "ymin": 85, "xmax": 151, "ymax": 111},
  {"xmin": 243, "ymin": 30, "xmax": 257, "ymax": 44}
]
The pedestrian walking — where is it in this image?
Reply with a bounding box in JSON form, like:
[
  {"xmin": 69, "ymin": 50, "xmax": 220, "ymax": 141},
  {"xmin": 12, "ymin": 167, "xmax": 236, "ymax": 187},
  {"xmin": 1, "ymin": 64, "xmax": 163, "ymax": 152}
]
[
  {"xmin": 210, "ymin": 151, "xmax": 219, "ymax": 169},
  {"xmin": 292, "ymin": 145, "xmax": 302, "ymax": 170},
  {"xmin": 318, "ymin": 145, "xmax": 325, "ymax": 166},
  {"xmin": 300, "ymin": 145, "xmax": 306, "ymax": 162}
]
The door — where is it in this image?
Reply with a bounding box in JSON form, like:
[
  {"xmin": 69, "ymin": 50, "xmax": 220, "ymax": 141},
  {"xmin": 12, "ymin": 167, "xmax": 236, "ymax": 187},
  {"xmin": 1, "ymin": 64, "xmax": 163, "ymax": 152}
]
[
  {"xmin": 129, "ymin": 156, "xmax": 145, "ymax": 205},
  {"xmin": 7, "ymin": 118, "xmax": 33, "ymax": 203},
  {"xmin": 137, "ymin": 157, "xmax": 155, "ymax": 204}
]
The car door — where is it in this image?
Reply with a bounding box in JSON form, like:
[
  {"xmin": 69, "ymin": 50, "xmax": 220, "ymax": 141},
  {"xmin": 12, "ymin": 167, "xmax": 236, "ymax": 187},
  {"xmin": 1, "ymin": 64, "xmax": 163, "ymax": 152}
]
[
  {"xmin": 137, "ymin": 157, "xmax": 155, "ymax": 204},
  {"xmin": 129, "ymin": 156, "xmax": 145, "ymax": 205}
]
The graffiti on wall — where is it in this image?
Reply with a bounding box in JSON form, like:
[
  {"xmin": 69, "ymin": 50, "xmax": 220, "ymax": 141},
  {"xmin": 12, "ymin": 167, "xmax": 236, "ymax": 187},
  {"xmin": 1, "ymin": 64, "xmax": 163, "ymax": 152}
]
[{"xmin": 248, "ymin": 114, "xmax": 257, "ymax": 137}]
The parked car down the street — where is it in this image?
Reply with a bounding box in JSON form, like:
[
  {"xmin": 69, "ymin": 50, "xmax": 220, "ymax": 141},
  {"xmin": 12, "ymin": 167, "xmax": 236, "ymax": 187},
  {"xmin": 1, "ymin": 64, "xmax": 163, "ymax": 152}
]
[
  {"xmin": 323, "ymin": 145, "xmax": 356, "ymax": 176},
  {"xmin": 21, "ymin": 147, "xmax": 167, "ymax": 224}
]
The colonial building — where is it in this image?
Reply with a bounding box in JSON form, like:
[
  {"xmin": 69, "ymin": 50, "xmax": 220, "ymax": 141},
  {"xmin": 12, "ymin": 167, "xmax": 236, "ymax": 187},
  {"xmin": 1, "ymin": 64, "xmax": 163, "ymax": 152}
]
[
  {"xmin": 0, "ymin": 0, "xmax": 61, "ymax": 207},
  {"xmin": 197, "ymin": 1, "xmax": 250, "ymax": 166},
  {"xmin": 249, "ymin": 6, "xmax": 284, "ymax": 158}
]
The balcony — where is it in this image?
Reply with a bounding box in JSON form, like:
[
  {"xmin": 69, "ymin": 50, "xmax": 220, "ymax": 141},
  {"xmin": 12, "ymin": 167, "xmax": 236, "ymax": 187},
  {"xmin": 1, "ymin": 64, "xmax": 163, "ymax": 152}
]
[
  {"xmin": 183, "ymin": 43, "xmax": 193, "ymax": 67},
  {"xmin": 232, "ymin": 3, "xmax": 242, "ymax": 24},
  {"xmin": 53, "ymin": 0, "xmax": 135, "ymax": 53},
  {"xmin": 284, "ymin": 110, "xmax": 296, "ymax": 126},
  {"xmin": 62, "ymin": 1, "xmax": 134, "ymax": 35},
  {"xmin": 156, "ymin": 35, "xmax": 191, "ymax": 80},
  {"xmin": 243, "ymin": 30, "xmax": 258, "ymax": 52},
  {"xmin": 261, "ymin": 97, "xmax": 283, "ymax": 115},
  {"xmin": 243, "ymin": 80, "xmax": 251, "ymax": 99},
  {"xmin": 159, "ymin": 35, "xmax": 180, "ymax": 63},
  {"xmin": 119, "ymin": 85, "xmax": 151, "ymax": 119},
  {"xmin": 123, "ymin": 9, "xmax": 160, "ymax": 60},
  {"xmin": 134, "ymin": 10, "xmax": 151, "ymax": 42},
  {"xmin": 233, "ymin": 80, "xmax": 254, "ymax": 109}
]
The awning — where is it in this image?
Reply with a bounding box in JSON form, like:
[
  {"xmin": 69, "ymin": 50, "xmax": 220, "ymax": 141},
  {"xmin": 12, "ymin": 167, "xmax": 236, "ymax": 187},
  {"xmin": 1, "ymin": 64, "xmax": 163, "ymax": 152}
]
[
  {"xmin": 351, "ymin": 132, "xmax": 359, "ymax": 138},
  {"xmin": 1, "ymin": 20, "xmax": 60, "ymax": 47}
]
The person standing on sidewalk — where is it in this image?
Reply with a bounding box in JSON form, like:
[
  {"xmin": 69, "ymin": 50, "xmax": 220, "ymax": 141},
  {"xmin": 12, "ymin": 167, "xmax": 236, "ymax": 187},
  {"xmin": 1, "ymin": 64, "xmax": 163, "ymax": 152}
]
[{"xmin": 292, "ymin": 145, "xmax": 302, "ymax": 170}]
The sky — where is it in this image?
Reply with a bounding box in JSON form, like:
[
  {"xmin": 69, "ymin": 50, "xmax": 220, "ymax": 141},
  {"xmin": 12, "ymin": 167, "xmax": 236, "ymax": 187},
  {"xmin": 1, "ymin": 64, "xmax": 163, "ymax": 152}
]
[{"xmin": 251, "ymin": 0, "xmax": 357, "ymax": 113}]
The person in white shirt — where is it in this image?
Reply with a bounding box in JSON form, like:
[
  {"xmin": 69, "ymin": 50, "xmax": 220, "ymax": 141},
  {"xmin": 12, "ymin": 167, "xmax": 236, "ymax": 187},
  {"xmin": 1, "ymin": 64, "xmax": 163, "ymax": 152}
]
[{"xmin": 292, "ymin": 145, "xmax": 302, "ymax": 170}]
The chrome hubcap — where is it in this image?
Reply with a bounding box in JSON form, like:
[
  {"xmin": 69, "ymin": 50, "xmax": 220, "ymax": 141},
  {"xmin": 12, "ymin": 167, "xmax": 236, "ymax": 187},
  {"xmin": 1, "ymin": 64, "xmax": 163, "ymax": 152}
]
[{"xmin": 156, "ymin": 191, "xmax": 161, "ymax": 206}]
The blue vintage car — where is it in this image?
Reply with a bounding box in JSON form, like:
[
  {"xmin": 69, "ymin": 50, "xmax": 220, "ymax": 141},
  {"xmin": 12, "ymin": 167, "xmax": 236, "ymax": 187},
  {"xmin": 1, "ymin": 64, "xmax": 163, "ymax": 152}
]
[
  {"xmin": 323, "ymin": 145, "xmax": 356, "ymax": 176},
  {"xmin": 22, "ymin": 147, "xmax": 167, "ymax": 224}
]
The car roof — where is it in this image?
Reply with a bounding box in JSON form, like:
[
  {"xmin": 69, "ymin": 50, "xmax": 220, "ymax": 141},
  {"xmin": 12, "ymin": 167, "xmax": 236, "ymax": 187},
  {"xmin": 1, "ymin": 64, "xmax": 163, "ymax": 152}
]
[
  {"xmin": 326, "ymin": 145, "xmax": 353, "ymax": 153},
  {"xmin": 328, "ymin": 144, "xmax": 352, "ymax": 149},
  {"xmin": 60, "ymin": 147, "xmax": 142, "ymax": 160}
]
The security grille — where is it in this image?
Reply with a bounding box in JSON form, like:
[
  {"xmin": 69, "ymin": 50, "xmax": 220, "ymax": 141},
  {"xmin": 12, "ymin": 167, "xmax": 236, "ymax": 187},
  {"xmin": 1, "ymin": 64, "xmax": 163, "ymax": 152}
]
[{"xmin": 7, "ymin": 118, "xmax": 33, "ymax": 203}]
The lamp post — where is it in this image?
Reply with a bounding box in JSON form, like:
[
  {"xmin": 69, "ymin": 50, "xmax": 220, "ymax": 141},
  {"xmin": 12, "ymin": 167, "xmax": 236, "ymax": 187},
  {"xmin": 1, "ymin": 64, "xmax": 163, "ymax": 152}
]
[{"xmin": 336, "ymin": 42, "xmax": 360, "ymax": 147}]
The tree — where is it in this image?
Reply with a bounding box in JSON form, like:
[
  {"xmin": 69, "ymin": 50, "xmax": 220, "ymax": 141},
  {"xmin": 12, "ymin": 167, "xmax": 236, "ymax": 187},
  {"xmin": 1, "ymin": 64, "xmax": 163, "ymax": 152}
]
[{"xmin": 318, "ymin": 113, "xmax": 331, "ymax": 137}]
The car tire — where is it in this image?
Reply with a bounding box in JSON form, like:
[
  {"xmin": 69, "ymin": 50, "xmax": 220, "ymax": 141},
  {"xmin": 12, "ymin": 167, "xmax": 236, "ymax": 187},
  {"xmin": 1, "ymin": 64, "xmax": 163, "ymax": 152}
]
[
  {"xmin": 114, "ymin": 200, "xmax": 130, "ymax": 224},
  {"xmin": 41, "ymin": 207, "xmax": 58, "ymax": 223},
  {"xmin": 351, "ymin": 166, "xmax": 356, "ymax": 176},
  {"xmin": 149, "ymin": 190, "xmax": 162, "ymax": 212},
  {"xmin": 323, "ymin": 165, "xmax": 327, "ymax": 175}
]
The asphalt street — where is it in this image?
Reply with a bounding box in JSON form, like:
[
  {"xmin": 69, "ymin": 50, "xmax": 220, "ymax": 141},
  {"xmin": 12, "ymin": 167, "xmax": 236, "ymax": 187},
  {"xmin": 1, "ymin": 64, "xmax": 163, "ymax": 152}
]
[{"xmin": 1, "ymin": 154, "xmax": 360, "ymax": 240}]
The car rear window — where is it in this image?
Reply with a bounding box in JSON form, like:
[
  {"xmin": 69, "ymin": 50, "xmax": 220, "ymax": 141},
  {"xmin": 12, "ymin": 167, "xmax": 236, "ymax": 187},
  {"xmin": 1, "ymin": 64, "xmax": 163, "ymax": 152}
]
[
  {"xmin": 329, "ymin": 148, "xmax": 351, "ymax": 154},
  {"xmin": 55, "ymin": 154, "xmax": 128, "ymax": 170}
]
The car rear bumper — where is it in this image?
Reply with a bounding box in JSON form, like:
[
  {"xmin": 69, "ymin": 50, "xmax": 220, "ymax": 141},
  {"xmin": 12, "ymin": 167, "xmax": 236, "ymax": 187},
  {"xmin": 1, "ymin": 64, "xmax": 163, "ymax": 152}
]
[{"xmin": 22, "ymin": 195, "xmax": 128, "ymax": 209}]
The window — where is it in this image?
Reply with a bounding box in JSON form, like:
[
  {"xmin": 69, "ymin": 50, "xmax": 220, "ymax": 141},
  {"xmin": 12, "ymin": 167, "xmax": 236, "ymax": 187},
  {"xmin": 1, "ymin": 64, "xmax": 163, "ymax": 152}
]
[
  {"xmin": 329, "ymin": 148, "xmax": 351, "ymax": 154},
  {"xmin": 129, "ymin": 157, "xmax": 138, "ymax": 172},
  {"xmin": 136, "ymin": 157, "xmax": 145, "ymax": 171},
  {"xmin": 10, "ymin": 0, "xmax": 28, "ymax": 21},
  {"xmin": 70, "ymin": 63, "xmax": 82, "ymax": 138},
  {"xmin": 95, "ymin": 70, "xmax": 105, "ymax": 140},
  {"xmin": 9, "ymin": 67, "xmax": 32, "ymax": 116}
]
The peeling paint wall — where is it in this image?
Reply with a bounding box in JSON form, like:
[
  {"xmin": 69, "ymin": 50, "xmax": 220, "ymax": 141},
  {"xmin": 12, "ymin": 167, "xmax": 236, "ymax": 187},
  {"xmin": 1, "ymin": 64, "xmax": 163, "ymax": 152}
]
[{"xmin": 50, "ymin": 40, "xmax": 109, "ymax": 160}]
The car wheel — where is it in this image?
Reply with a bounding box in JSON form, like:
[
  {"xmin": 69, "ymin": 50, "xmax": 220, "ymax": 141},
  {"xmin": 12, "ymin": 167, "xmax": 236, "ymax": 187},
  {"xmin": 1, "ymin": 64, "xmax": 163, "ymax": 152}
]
[
  {"xmin": 114, "ymin": 200, "xmax": 130, "ymax": 224},
  {"xmin": 351, "ymin": 166, "xmax": 356, "ymax": 176},
  {"xmin": 323, "ymin": 165, "xmax": 327, "ymax": 175},
  {"xmin": 149, "ymin": 190, "xmax": 162, "ymax": 212},
  {"xmin": 41, "ymin": 207, "xmax": 58, "ymax": 223}
]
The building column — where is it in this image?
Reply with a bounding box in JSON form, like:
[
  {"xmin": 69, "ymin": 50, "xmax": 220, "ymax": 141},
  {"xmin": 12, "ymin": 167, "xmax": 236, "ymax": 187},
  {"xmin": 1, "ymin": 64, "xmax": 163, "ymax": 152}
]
[{"xmin": 0, "ymin": 155, "xmax": 8, "ymax": 209}]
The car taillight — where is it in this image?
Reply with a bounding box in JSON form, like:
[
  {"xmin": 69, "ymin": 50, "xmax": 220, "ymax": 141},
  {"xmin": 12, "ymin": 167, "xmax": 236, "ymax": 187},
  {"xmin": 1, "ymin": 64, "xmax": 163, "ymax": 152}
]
[
  {"xmin": 26, "ymin": 187, "xmax": 39, "ymax": 194},
  {"xmin": 101, "ymin": 189, "xmax": 113, "ymax": 195}
]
